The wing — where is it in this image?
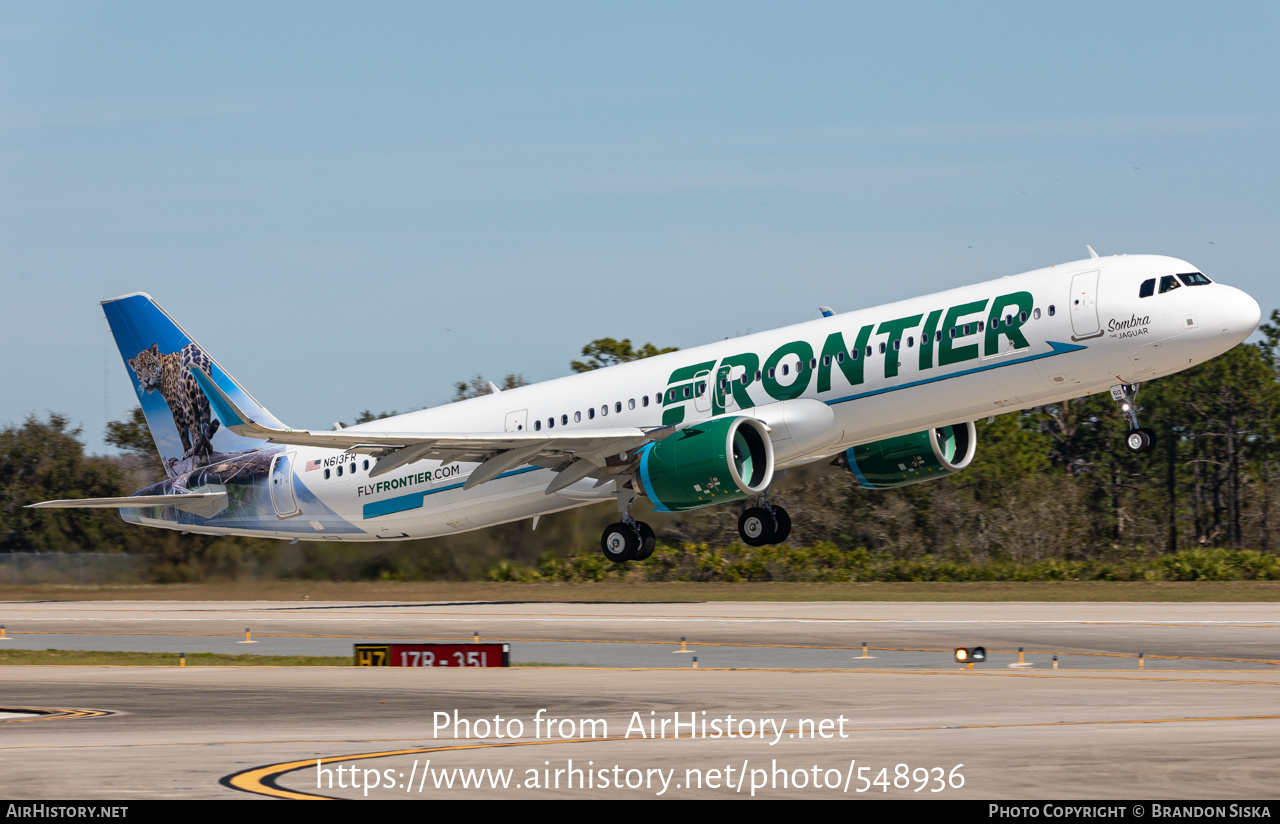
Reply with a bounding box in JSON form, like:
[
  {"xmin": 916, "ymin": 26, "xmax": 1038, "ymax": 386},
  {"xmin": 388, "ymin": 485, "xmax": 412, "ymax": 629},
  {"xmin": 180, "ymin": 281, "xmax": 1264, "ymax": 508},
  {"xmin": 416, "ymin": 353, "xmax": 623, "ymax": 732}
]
[{"xmin": 188, "ymin": 365, "xmax": 666, "ymax": 492}]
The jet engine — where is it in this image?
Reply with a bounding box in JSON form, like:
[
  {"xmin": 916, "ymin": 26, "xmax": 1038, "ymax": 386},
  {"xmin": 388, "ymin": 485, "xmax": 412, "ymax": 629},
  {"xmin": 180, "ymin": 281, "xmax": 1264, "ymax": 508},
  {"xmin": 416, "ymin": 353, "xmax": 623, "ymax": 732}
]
[
  {"xmin": 837, "ymin": 421, "xmax": 977, "ymax": 489},
  {"xmin": 635, "ymin": 416, "xmax": 774, "ymax": 512}
]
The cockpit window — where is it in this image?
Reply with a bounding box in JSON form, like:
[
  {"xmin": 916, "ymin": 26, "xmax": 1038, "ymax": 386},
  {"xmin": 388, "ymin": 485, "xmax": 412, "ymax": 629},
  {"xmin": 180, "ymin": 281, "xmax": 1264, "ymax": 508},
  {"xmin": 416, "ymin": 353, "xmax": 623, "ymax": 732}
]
[
  {"xmin": 1139, "ymin": 278, "xmax": 1155, "ymax": 298},
  {"xmin": 1177, "ymin": 272, "xmax": 1212, "ymax": 286},
  {"xmin": 1158, "ymin": 275, "xmax": 1181, "ymax": 294}
]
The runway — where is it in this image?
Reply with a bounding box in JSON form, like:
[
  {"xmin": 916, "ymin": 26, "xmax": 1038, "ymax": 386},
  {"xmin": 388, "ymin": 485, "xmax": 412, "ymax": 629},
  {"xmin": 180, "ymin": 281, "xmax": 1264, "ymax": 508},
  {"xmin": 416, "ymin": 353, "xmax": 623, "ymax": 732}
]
[{"xmin": 1, "ymin": 600, "xmax": 1277, "ymax": 799}]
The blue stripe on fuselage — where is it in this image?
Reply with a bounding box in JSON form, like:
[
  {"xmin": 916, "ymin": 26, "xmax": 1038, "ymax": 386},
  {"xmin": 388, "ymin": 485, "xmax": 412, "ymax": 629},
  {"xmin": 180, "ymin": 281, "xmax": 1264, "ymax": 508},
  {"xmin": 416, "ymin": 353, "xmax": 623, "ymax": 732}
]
[
  {"xmin": 361, "ymin": 466, "xmax": 541, "ymax": 519},
  {"xmin": 824, "ymin": 340, "xmax": 1087, "ymax": 407}
]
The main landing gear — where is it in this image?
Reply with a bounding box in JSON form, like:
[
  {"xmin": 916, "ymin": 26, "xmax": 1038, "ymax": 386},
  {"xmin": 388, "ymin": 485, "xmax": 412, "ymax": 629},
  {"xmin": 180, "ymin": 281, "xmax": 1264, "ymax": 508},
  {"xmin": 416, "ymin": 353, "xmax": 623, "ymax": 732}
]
[
  {"xmin": 738, "ymin": 501, "xmax": 792, "ymax": 547},
  {"xmin": 600, "ymin": 520, "xmax": 656, "ymax": 563},
  {"xmin": 1110, "ymin": 383, "xmax": 1157, "ymax": 454},
  {"xmin": 599, "ymin": 484, "xmax": 655, "ymax": 563}
]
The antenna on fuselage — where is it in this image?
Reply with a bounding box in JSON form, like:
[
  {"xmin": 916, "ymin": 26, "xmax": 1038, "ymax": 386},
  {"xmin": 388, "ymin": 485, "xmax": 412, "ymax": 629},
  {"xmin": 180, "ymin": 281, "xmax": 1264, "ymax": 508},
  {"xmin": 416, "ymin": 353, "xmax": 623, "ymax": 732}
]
[{"xmin": 1086, "ymin": 245, "xmax": 1100, "ymax": 259}]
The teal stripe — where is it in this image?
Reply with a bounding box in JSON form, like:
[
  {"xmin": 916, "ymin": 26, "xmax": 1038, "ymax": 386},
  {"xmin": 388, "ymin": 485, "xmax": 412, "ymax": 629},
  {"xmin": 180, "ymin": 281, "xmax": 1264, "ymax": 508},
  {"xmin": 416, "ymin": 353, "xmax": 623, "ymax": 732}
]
[
  {"xmin": 637, "ymin": 443, "xmax": 669, "ymax": 512},
  {"xmin": 844, "ymin": 450, "xmax": 878, "ymax": 489},
  {"xmin": 362, "ymin": 466, "xmax": 541, "ymax": 520}
]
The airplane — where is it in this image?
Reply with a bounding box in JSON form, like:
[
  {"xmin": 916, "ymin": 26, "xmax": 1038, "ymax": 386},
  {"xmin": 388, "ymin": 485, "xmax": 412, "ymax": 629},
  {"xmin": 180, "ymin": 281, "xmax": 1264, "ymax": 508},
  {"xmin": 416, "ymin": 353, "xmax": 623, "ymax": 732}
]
[{"xmin": 30, "ymin": 249, "xmax": 1262, "ymax": 563}]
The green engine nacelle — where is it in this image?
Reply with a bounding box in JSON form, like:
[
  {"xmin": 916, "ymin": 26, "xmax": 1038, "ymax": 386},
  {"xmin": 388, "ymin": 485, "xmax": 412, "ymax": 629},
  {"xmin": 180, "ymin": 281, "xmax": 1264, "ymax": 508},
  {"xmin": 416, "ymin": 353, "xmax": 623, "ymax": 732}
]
[
  {"xmin": 839, "ymin": 421, "xmax": 977, "ymax": 489},
  {"xmin": 636, "ymin": 416, "xmax": 774, "ymax": 512}
]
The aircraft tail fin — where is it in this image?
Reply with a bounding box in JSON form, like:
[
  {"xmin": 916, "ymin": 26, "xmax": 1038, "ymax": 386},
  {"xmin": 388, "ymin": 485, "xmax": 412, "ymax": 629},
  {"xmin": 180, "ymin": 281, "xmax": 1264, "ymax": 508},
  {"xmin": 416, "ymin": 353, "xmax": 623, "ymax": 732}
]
[{"xmin": 101, "ymin": 293, "xmax": 285, "ymax": 477}]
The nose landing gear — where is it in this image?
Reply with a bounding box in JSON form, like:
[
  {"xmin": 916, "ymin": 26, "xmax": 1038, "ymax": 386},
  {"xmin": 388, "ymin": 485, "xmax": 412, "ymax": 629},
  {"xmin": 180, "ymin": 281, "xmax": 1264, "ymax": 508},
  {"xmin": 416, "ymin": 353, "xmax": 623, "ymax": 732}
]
[{"xmin": 1111, "ymin": 383, "xmax": 1157, "ymax": 454}]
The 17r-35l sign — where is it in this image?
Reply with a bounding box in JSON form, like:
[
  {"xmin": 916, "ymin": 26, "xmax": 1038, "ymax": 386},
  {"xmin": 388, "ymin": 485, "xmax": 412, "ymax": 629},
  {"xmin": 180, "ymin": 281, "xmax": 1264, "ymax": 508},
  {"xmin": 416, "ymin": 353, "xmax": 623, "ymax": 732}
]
[{"xmin": 354, "ymin": 643, "xmax": 510, "ymax": 668}]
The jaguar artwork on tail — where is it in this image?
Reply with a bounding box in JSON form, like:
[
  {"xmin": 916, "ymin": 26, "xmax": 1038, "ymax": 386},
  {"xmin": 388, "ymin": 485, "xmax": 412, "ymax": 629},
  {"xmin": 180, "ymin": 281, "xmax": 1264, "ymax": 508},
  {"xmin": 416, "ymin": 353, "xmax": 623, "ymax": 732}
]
[{"xmin": 127, "ymin": 343, "xmax": 221, "ymax": 464}]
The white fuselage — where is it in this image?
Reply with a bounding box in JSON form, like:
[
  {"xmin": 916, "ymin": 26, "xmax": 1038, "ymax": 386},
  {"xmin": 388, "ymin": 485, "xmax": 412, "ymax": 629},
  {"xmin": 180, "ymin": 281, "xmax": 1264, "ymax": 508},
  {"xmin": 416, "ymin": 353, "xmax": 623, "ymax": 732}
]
[{"xmin": 171, "ymin": 254, "xmax": 1261, "ymax": 541}]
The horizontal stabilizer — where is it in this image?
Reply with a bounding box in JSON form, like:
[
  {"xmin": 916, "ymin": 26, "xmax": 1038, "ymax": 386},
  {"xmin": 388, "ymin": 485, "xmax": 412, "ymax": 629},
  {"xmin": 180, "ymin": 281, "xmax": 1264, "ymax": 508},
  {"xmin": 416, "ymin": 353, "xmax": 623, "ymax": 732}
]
[{"xmin": 28, "ymin": 491, "xmax": 228, "ymax": 519}]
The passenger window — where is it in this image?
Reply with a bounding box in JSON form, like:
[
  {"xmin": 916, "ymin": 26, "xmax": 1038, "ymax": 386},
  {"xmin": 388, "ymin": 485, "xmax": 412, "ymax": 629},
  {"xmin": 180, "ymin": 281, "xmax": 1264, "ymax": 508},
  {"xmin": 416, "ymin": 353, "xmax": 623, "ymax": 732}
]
[
  {"xmin": 1159, "ymin": 275, "xmax": 1181, "ymax": 294},
  {"xmin": 575, "ymin": 411, "xmax": 582, "ymax": 422},
  {"xmin": 629, "ymin": 399, "xmax": 635, "ymax": 410},
  {"xmin": 350, "ymin": 463, "xmax": 356, "ymax": 475},
  {"xmin": 836, "ymin": 351, "xmax": 844, "ymax": 363},
  {"xmin": 1019, "ymin": 311, "xmax": 1028, "ymax": 323},
  {"xmin": 642, "ymin": 396, "xmax": 649, "ymax": 407},
  {"xmin": 535, "ymin": 420, "xmax": 542, "ymax": 431},
  {"xmin": 850, "ymin": 349, "xmax": 859, "ymax": 361},
  {"xmin": 1033, "ymin": 308, "xmax": 1041, "ymax": 320},
  {"xmin": 782, "ymin": 364, "xmax": 790, "ymax": 376},
  {"xmin": 548, "ymin": 418, "xmax": 554, "ymax": 429},
  {"xmin": 561, "ymin": 414, "xmax": 568, "ymax": 426},
  {"xmin": 809, "ymin": 358, "xmax": 817, "ymax": 370},
  {"xmin": 907, "ymin": 336, "xmax": 914, "ymax": 348},
  {"xmin": 1139, "ymin": 279, "xmax": 1156, "ymax": 298},
  {"xmin": 693, "ymin": 385, "xmax": 702, "ymax": 399},
  {"xmin": 865, "ymin": 346, "xmax": 873, "ymax": 357},
  {"xmin": 990, "ymin": 317, "xmax": 999, "ymax": 329},
  {"xmin": 324, "ymin": 469, "xmax": 331, "ymax": 480},
  {"xmin": 588, "ymin": 408, "xmax": 595, "ymax": 420},
  {"xmin": 363, "ymin": 460, "xmax": 369, "ymax": 471},
  {"xmin": 616, "ymin": 401, "xmax": 623, "ymax": 412},
  {"xmin": 949, "ymin": 328, "xmax": 957, "ymax": 339},
  {"xmin": 337, "ymin": 465, "xmax": 343, "ymax": 477},
  {"xmin": 1049, "ymin": 305, "xmax": 1056, "ymax": 316},
  {"xmin": 741, "ymin": 373, "xmax": 750, "ymax": 385},
  {"xmin": 878, "ymin": 342, "xmax": 886, "ymax": 355},
  {"xmin": 602, "ymin": 405, "xmax": 609, "ymax": 416},
  {"xmin": 755, "ymin": 370, "xmax": 761, "ymax": 381}
]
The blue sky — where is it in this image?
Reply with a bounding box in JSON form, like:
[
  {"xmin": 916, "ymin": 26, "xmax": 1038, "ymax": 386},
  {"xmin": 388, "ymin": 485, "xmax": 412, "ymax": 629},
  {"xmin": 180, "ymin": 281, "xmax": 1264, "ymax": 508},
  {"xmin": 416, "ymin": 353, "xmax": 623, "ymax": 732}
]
[{"xmin": 3, "ymin": 2, "xmax": 1277, "ymax": 454}]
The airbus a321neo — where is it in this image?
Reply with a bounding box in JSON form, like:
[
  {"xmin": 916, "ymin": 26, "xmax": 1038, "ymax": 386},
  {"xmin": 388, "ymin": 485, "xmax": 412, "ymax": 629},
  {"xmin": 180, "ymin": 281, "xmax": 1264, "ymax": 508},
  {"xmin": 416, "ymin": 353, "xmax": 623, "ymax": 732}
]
[{"xmin": 32, "ymin": 249, "xmax": 1262, "ymax": 563}]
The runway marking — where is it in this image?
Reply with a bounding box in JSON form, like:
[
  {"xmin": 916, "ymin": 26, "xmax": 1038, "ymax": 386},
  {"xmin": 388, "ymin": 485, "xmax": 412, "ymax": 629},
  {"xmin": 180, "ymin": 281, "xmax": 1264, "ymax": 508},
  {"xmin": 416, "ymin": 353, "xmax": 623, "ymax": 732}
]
[
  {"xmin": 225, "ymin": 711, "xmax": 1280, "ymax": 800},
  {"xmin": 7, "ymin": 631, "xmax": 1277, "ymax": 666},
  {"xmin": 8, "ymin": 614, "xmax": 1279, "ymax": 627},
  {"xmin": 0, "ymin": 706, "xmax": 114, "ymax": 722}
]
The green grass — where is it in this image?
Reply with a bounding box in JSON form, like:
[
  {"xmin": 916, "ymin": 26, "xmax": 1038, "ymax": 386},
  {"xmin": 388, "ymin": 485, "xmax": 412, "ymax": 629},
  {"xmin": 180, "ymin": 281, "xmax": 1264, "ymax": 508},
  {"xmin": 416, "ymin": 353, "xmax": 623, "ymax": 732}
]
[{"xmin": 2, "ymin": 579, "xmax": 1280, "ymax": 601}]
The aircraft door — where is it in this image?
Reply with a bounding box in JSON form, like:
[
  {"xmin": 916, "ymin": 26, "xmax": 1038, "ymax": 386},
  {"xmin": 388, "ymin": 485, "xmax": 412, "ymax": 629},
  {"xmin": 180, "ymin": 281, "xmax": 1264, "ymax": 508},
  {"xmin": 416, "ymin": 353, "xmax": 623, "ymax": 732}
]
[
  {"xmin": 269, "ymin": 451, "xmax": 301, "ymax": 519},
  {"xmin": 693, "ymin": 370, "xmax": 712, "ymax": 414},
  {"xmin": 505, "ymin": 409, "xmax": 528, "ymax": 432},
  {"xmin": 1069, "ymin": 270, "xmax": 1102, "ymax": 340}
]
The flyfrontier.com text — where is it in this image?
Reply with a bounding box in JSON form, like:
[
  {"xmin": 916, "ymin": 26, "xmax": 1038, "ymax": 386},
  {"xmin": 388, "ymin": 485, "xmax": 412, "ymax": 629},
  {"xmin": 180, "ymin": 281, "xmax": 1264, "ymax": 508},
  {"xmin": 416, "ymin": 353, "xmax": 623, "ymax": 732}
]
[{"xmin": 432, "ymin": 709, "xmax": 852, "ymax": 743}]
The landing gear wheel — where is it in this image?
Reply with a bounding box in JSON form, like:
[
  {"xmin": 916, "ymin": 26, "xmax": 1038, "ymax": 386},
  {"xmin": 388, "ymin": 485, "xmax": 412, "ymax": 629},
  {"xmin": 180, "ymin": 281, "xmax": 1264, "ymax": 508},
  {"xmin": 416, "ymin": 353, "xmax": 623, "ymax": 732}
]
[
  {"xmin": 1124, "ymin": 429, "xmax": 1152, "ymax": 454},
  {"xmin": 601, "ymin": 522, "xmax": 641, "ymax": 563},
  {"xmin": 769, "ymin": 506, "xmax": 792, "ymax": 544},
  {"xmin": 634, "ymin": 521, "xmax": 657, "ymax": 561},
  {"xmin": 739, "ymin": 507, "xmax": 776, "ymax": 547}
]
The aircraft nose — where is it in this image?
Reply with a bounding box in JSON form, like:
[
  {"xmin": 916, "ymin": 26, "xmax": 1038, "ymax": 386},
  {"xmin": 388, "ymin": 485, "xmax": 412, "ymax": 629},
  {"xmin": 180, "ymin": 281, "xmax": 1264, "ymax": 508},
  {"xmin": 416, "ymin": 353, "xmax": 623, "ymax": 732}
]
[{"xmin": 1218, "ymin": 286, "xmax": 1262, "ymax": 344}]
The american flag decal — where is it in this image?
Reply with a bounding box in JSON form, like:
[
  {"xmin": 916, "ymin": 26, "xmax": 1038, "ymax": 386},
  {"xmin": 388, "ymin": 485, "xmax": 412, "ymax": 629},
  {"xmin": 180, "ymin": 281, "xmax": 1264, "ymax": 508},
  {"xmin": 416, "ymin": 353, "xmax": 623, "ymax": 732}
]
[{"xmin": 305, "ymin": 459, "xmax": 322, "ymax": 472}]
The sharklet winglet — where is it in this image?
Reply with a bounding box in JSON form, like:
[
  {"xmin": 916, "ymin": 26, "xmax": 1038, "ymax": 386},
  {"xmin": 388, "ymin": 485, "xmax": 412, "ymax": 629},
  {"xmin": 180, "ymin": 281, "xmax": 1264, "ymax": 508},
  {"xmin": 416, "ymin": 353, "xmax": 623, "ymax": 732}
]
[{"xmin": 188, "ymin": 366, "xmax": 274, "ymax": 437}]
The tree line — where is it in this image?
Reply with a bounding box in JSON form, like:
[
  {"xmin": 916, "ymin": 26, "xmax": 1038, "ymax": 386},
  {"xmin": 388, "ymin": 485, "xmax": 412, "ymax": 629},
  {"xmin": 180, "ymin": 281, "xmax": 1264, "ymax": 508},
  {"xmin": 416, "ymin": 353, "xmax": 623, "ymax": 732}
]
[{"xmin": 2, "ymin": 320, "xmax": 1279, "ymax": 582}]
